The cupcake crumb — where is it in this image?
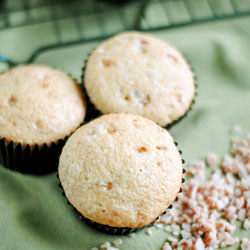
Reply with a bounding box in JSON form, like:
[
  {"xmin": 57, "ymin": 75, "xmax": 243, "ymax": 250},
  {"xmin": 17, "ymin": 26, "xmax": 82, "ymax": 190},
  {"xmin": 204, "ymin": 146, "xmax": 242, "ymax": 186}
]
[
  {"xmin": 112, "ymin": 239, "xmax": 123, "ymax": 247},
  {"xmin": 8, "ymin": 96, "xmax": 17, "ymax": 106},
  {"xmin": 101, "ymin": 242, "xmax": 111, "ymax": 249},
  {"xmin": 107, "ymin": 182, "xmax": 113, "ymax": 190},
  {"xmin": 107, "ymin": 247, "xmax": 119, "ymax": 250},
  {"xmin": 156, "ymin": 146, "xmax": 168, "ymax": 151},
  {"xmin": 102, "ymin": 59, "xmax": 115, "ymax": 68},
  {"xmin": 167, "ymin": 53, "xmax": 178, "ymax": 63},
  {"xmin": 138, "ymin": 146, "xmax": 148, "ymax": 153},
  {"xmin": 91, "ymin": 248, "xmax": 99, "ymax": 250}
]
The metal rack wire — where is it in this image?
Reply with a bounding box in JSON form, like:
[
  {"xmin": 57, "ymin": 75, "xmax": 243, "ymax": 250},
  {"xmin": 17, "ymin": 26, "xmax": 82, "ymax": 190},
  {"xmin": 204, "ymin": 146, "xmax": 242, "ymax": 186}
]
[{"xmin": 0, "ymin": 0, "xmax": 250, "ymax": 66}]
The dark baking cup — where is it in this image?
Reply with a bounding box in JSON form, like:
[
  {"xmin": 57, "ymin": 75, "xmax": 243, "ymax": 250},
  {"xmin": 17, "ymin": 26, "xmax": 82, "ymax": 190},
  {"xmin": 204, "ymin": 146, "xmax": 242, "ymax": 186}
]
[
  {"xmin": 81, "ymin": 46, "xmax": 197, "ymax": 128},
  {"xmin": 166, "ymin": 62, "xmax": 197, "ymax": 130},
  {"xmin": 75, "ymin": 208, "xmax": 143, "ymax": 235},
  {"xmin": 0, "ymin": 138, "xmax": 67, "ymax": 175},
  {"xmin": 172, "ymin": 142, "xmax": 185, "ymax": 203},
  {"xmin": 81, "ymin": 55, "xmax": 101, "ymax": 123},
  {"xmin": 79, "ymin": 79, "xmax": 101, "ymax": 123}
]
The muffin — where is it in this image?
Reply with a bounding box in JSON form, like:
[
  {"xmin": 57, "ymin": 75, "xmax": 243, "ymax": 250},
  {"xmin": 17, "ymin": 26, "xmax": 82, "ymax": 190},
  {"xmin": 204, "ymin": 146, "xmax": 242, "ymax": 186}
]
[
  {"xmin": 83, "ymin": 32, "xmax": 195, "ymax": 127},
  {"xmin": 0, "ymin": 64, "xmax": 86, "ymax": 174},
  {"xmin": 59, "ymin": 113, "xmax": 183, "ymax": 233}
]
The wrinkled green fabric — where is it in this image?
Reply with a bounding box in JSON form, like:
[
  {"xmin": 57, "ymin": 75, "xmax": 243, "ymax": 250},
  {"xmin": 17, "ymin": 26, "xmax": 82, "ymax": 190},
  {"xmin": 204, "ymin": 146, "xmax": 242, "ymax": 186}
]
[{"xmin": 1, "ymin": 13, "xmax": 250, "ymax": 250}]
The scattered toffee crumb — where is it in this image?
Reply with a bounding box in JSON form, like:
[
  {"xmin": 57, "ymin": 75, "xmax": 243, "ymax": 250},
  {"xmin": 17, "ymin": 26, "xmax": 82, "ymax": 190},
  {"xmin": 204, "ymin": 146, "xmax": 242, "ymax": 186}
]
[{"xmin": 157, "ymin": 133, "xmax": 250, "ymax": 249}]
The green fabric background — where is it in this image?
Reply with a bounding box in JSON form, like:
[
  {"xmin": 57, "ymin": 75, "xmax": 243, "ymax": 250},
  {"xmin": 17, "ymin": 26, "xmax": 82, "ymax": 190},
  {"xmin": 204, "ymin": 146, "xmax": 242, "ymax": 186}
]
[{"xmin": 0, "ymin": 11, "xmax": 250, "ymax": 250}]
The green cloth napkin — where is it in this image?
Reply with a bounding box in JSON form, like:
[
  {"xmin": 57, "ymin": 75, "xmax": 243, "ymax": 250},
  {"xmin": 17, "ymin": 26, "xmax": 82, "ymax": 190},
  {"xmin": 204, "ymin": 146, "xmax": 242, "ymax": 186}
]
[{"xmin": 1, "ymin": 13, "xmax": 250, "ymax": 250}]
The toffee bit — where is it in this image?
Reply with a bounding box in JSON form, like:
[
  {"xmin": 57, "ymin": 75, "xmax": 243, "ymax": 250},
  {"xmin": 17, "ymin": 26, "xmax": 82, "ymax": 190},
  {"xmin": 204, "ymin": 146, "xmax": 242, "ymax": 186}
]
[
  {"xmin": 206, "ymin": 153, "xmax": 218, "ymax": 166},
  {"xmin": 100, "ymin": 242, "xmax": 111, "ymax": 249},
  {"xmin": 128, "ymin": 233, "xmax": 136, "ymax": 238},
  {"xmin": 146, "ymin": 227, "xmax": 154, "ymax": 235},
  {"xmin": 112, "ymin": 239, "xmax": 123, "ymax": 247},
  {"xmin": 162, "ymin": 242, "xmax": 172, "ymax": 250},
  {"xmin": 241, "ymin": 238, "xmax": 250, "ymax": 250}
]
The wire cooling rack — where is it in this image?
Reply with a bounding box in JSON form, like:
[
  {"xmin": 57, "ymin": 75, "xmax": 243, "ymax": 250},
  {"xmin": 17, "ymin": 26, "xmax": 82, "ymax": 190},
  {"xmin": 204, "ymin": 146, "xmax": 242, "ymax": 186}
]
[{"xmin": 0, "ymin": 0, "xmax": 250, "ymax": 66}]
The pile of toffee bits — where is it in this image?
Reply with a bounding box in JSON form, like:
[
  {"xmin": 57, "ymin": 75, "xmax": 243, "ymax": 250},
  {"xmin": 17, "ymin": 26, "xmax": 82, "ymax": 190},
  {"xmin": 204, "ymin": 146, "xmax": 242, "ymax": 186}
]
[
  {"xmin": 159, "ymin": 133, "xmax": 250, "ymax": 250},
  {"xmin": 92, "ymin": 132, "xmax": 250, "ymax": 250}
]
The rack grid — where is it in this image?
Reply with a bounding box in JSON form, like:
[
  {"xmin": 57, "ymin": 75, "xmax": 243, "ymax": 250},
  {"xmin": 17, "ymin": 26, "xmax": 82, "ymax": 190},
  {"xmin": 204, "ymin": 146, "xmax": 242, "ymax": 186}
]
[{"xmin": 0, "ymin": 0, "xmax": 250, "ymax": 65}]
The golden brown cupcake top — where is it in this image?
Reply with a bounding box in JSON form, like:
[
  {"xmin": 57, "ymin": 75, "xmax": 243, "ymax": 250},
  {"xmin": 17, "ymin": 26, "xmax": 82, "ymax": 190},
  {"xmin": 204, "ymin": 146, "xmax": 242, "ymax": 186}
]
[
  {"xmin": 0, "ymin": 65, "xmax": 86, "ymax": 145},
  {"xmin": 84, "ymin": 32, "xmax": 195, "ymax": 127},
  {"xmin": 59, "ymin": 114, "xmax": 183, "ymax": 228}
]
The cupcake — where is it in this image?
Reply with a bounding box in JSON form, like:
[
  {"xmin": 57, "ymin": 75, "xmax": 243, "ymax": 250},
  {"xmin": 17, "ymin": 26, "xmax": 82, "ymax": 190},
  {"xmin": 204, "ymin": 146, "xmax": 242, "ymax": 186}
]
[
  {"xmin": 83, "ymin": 32, "xmax": 195, "ymax": 127},
  {"xmin": 59, "ymin": 113, "xmax": 183, "ymax": 234},
  {"xmin": 0, "ymin": 65, "xmax": 86, "ymax": 174}
]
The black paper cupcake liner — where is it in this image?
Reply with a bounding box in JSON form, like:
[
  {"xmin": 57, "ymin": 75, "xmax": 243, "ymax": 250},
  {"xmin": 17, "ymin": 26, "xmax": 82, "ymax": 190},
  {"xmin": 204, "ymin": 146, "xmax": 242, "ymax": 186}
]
[
  {"xmin": 80, "ymin": 55, "xmax": 101, "ymax": 123},
  {"xmin": 57, "ymin": 140, "xmax": 184, "ymax": 234},
  {"xmin": 81, "ymin": 44, "xmax": 197, "ymax": 128},
  {"xmin": 73, "ymin": 205, "xmax": 143, "ymax": 235},
  {"xmin": 166, "ymin": 61, "xmax": 198, "ymax": 130},
  {"xmin": 0, "ymin": 138, "xmax": 67, "ymax": 175}
]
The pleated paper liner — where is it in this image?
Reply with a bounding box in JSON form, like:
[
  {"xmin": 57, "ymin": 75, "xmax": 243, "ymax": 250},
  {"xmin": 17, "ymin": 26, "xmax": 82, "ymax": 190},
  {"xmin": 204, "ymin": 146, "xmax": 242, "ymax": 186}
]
[
  {"xmin": 0, "ymin": 137, "xmax": 67, "ymax": 175},
  {"xmin": 56, "ymin": 143, "xmax": 185, "ymax": 235},
  {"xmin": 81, "ymin": 43, "xmax": 197, "ymax": 127},
  {"xmin": 166, "ymin": 61, "xmax": 198, "ymax": 130}
]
